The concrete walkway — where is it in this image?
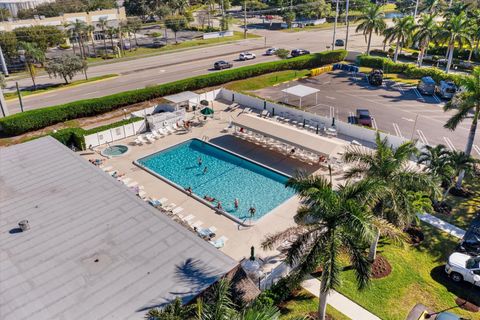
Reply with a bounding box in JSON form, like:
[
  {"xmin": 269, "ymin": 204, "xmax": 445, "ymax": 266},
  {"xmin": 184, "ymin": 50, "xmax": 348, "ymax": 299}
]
[
  {"xmin": 418, "ymin": 213, "xmax": 466, "ymax": 239},
  {"xmin": 302, "ymin": 276, "xmax": 381, "ymax": 320}
]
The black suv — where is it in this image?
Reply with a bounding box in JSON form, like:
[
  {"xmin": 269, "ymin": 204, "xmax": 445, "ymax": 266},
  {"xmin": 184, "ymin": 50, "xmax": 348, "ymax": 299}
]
[
  {"xmin": 291, "ymin": 49, "xmax": 310, "ymax": 57},
  {"xmin": 213, "ymin": 60, "xmax": 233, "ymax": 70},
  {"xmin": 335, "ymin": 39, "xmax": 345, "ymax": 46}
]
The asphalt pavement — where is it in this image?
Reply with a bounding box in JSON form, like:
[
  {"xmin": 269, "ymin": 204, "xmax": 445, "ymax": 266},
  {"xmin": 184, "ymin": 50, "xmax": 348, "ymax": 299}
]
[
  {"xmin": 252, "ymin": 71, "xmax": 480, "ymax": 157},
  {"xmin": 3, "ymin": 26, "xmax": 386, "ymax": 114}
]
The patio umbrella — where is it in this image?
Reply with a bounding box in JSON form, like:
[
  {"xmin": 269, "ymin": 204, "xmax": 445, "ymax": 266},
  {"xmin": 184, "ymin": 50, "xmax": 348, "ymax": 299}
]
[{"xmin": 200, "ymin": 107, "xmax": 214, "ymax": 116}]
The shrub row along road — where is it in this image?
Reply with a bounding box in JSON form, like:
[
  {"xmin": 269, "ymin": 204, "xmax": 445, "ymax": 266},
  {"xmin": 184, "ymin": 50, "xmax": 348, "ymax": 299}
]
[{"xmin": 4, "ymin": 27, "xmax": 385, "ymax": 114}]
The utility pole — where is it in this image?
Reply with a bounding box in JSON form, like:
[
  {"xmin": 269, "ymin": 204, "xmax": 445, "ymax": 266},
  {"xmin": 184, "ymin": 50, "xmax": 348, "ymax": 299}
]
[
  {"xmin": 243, "ymin": 0, "xmax": 247, "ymax": 39},
  {"xmin": 0, "ymin": 44, "xmax": 9, "ymax": 77},
  {"xmin": 345, "ymin": 0, "xmax": 350, "ymax": 50},
  {"xmin": 332, "ymin": 0, "xmax": 339, "ymax": 50},
  {"xmin": 16, "ymin": 82, "xmax": 23, "ymax": 112},
  {"xmin": 0, "ymin": 86, "xmax": 8, "ymax": 117}
]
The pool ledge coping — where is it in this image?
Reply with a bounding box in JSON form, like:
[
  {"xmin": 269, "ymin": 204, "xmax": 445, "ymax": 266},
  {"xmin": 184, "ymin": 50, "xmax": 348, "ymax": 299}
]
[{"xmin": 133, "ymin": 137, "xmax": 293, "ymax": 227}]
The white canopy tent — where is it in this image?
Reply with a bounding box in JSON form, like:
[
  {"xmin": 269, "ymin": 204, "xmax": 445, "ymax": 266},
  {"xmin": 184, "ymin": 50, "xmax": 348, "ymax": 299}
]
[
  {"xmin": 164, "ymin": 91, "xmax": 201, "ymax": 110},
  {"xmin": 281, "ymin": 85, "xmax": 320, "ymax": 108}
]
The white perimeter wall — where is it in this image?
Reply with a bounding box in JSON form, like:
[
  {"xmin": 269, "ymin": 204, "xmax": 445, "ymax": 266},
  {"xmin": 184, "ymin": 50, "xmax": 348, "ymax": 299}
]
[
  {"xmin": 203, "ymin": 31, "xmax": 234, "ymax": 39},
  {"xmin": 84, "ymin": 120, "xmax": 146, "ymax": 148},
  {"xmin": 220, "ymin": 88, "xmax": 426, "ymax": 151}
]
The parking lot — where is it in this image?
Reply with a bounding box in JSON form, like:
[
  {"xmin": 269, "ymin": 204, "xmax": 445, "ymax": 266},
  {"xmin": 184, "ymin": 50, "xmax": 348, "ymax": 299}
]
[{"xmin": 252, "ymin": 71, "xmax": 480, "ymax": 156}]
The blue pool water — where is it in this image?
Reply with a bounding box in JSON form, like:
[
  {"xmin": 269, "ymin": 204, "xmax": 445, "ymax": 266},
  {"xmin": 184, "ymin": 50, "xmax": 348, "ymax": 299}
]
[{"xmin": 137, "ymin": 139, "xmax": 294, "ymax": 221}]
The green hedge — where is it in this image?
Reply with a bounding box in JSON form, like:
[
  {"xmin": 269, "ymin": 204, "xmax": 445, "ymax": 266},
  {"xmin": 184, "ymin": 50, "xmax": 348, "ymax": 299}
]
[
  {"xmin": 356, "ymin": 54, "xmax": 465, "ymax": 84},
  {"xmin": 0, "ymin": 50, "xmax": 347, "ymax": 136}
]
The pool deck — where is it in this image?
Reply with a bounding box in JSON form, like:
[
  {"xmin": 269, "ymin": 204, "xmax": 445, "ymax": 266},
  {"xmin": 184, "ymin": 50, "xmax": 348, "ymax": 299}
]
[{"xmin": 80, "ymin": 102, "xmax": 349, "ymax": 263}]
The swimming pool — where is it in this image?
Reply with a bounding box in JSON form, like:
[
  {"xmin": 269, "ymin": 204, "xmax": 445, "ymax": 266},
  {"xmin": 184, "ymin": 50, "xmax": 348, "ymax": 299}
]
[{"xmin": 136, "ymin": 139, "xmax": 294, "ymax": 221}]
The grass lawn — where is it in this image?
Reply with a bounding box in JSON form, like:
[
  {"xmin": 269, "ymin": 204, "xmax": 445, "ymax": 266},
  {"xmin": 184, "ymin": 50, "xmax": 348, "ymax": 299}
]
[
  {"xmin": 4, "ymin": 74, "xmax": 118, "ymax": 100},
  {"xmin": 224, "ymin": 70, "xmax": 310, "ymax": 92},
  {"xmin": 87, "ymin": 32, "xmax": 260, "ymax": 64},
  {"xmin": 279, "ymin": 289, "xmax": 351, "ymax": 320},
  {"xmin": 334, "ymin": 223, "xmax": 480, "ymax": 320},
  {"xmin": 433, "ymin": 178, "xmax": 480, "ymax": 230}
]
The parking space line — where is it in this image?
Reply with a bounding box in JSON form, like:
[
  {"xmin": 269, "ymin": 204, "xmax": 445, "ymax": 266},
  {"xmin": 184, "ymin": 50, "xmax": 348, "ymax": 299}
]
[
  {"xmin": 473, "ymin": 145, "xmax": 480, "ymax": 156},
  {"xmin": 417, "ymin": 130, "xmax": 429, "ymax": 145},
  {"xmin": 371, "ymin": 117, "xmax": 378, "ymax": 130},
  {"xmin": 433, "ymin": 94, "xmax": 441, "ymax": 103},
  {"xmin": 413, "ymin": 88, "xmax": 426, "ymax": 102},
  {"xmin": 443, "ymin": 137, "xmax": 456, "ymax": 151},
  {"xmin": 393, "ymin": 123, "xmax": 403, "ymax": 138}
]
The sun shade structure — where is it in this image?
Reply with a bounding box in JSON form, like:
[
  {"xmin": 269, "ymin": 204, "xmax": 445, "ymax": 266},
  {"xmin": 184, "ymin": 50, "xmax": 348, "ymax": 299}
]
[
  {"xmin": 281, "ymin": 84, "xmax": 320, "ymax": 108},
  {"xmin": 164, "ymin": 91, "xmax": 201, "ymax": 107},
  {"xmin": 0, "ymin": 137, "xmax": 237, "ymax": 320},
  {"xmin": 232, "ymin": 114, "xmax": 345, "ymax": 156},
  {"xmin": 200, "ymin": 107, "xmax": 214, "ymax": 116}
]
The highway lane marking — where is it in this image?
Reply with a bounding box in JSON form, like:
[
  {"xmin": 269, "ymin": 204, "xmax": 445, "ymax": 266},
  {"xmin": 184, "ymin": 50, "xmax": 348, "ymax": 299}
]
[
  {"xmin": 417, "ymin": 130, "xmax": 429, "ymax": 145},
  {"xmin": 473, "ymin": 145, "xmax": 480, "ymax": 156},
  {"xmin": 393, "ymin": 123, "xmax": 403, "ymax": 137},
  {"xmin": 443, "ymin": 137, "xmax": 456, "ymax": 151},
  {"xmin": 84, "ymin": 91, "xmax": 101, "ymax": 95}
]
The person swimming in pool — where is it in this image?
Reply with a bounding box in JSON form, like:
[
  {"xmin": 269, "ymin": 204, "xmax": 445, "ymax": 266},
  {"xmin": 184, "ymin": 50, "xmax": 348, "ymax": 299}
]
[
  {"xmin": 198, "ymin": 156, "xmax": 203, "ymax": 166},
  {"xmin": 203, "ymin": 166, "xmax": 208, "ymax": 174},
  {"xmin": 216, "ymin": 201, "xmax": 223, "ymax": 210},
  {"xmin": 234, "ymin": 198, "xmax": 239, "ymax": 209},
  {"xmin": 249, "ymin": 206, "xmax": 256, "ymax": 216},
  {"xmin": 204, "ymin": 195, "xmax": 216, "ymax": 202},
  {"xmin": 185, "ymin": 186, "xmax": 192, "ymax": 194}
]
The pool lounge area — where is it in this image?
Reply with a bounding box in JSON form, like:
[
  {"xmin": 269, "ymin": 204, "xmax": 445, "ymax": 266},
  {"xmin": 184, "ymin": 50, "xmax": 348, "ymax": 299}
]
[{"xmin": 136, "ymin": 138, "xmax": 295, "ymax": 224}]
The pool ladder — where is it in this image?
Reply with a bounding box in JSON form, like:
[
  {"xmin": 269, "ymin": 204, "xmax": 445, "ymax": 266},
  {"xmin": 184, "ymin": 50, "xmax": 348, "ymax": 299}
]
[{"xmin": 202, "ymin": 136, "xmax": 210, "ymax": 141}]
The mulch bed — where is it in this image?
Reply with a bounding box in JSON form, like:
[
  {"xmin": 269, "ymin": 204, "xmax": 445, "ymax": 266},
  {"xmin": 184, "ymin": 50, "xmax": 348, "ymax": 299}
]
[
  {"xmin": 449, "ymin": 187, "xmax": 473, "ymax": 198},
  {"xmin": 307, "ymin": 312, "xmax": 335, "ymax": 320},
  {"xmin": 405, "ymin": 226, "xmax": 425, "ymax": 246},
  {"xmin": 433, "ymin": 201, "xmax": 452, "ymax": 215},
  {"xmin": 371, "ymin": 255, "xmax": 392, "ymax": 279},
  {"xmin": 455, "ymin": 298, "xmax": 480, "ymax": 312}
]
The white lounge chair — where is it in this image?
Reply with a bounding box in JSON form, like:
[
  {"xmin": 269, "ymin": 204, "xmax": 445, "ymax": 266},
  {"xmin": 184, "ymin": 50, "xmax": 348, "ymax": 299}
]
[
  {"xmin": 150, "ymin": 130, "xmax": 162, "ymax": 139},
  {"xmin": 134, "ymin": 138, "xmax": 143, "ymax": 145},
  {"xmin": 171, "ymin": 207, "xmax": 184, "ymax": 215},
  {"xmin": 145, "ymin": 134, "xmax": 156, "ymax": 142},
  {"xmin": 138, "ymin": 135, "xmax": 149, "ymax": 144}
]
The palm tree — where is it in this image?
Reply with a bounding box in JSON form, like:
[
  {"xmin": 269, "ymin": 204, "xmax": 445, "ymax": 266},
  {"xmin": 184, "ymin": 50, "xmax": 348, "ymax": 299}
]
[
  {"xmin": 443, "ymin": 67, "xmax": 480, "ymax": 189},
  {"xmin": 383, "ymin": 16, "xmax": 415, "ymax": 62},
  {"xmin": 467, "ymin": 13, "xmax": 480, "ymax": 62},
  {"xmin": 438, "ymin": 12, "xmax": 471, "ymax": 73},
  {"xmin": 442, "ymin": 151, "xmax": 477, "ymax": 197},
  {"xmin": 262, "ymin": 175, "xmax": 379, "ymax": 320},
  {"xmin": 413, "ymin": 13, "xmax": 437, "ymax": 67},
  {"xmin": 97, "ymin": 17, "xmax": 109, "ymax": 56},
  {"xmin": 19, "ymin": 41, "xmax": 45, "ymax": 90},
  {"xmin": 355, "ymin": 4, "xmax": 386, "ymax": 55},
  {"xmin": 69, "ymin": 19, "xmax": 87, "ymax": 60},
  {"xmin": 146, "ymin": 279, "xmax": 281, "ymax": 320},
  {"xmin": 419, "ymin": 0, "xmax": 444, "ymax": 14},
  {"xmin": 127, "ymin": 17, "xmax": 142, "ymax": 47},
  {"xmin": 86, "ymin": 24, "xmax": 97, "ymax": 57},
  {"xmin": 343, "ymin": 133, "xmax": 438, "ymax": 261},
  {"xmin": 106, "ymin": 26, "xmax": 117, "ymax": 55},
  {"xmin": 418, "ymin": 144, "xmax": 452, "ymax": 188}
]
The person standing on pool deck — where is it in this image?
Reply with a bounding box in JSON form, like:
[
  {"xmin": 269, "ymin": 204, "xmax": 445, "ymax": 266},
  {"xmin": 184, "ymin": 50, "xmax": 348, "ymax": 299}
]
[
  {"xmin": 198, "ymin": 156, "xmax": 203, "ymax": 166},
  {"xmin": 203, "ymin": 166, "xmax": 208, "ymax": 174},
  {"xmin": 234, "ymin": 198, "xmax": 239, "ymax": 209}
]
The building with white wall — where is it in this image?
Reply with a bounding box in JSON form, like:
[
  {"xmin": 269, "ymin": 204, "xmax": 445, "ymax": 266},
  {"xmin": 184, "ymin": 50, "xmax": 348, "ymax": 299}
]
[{"xmin": 0, "ymin": 0, "xmax": 54, "ymax": 17}]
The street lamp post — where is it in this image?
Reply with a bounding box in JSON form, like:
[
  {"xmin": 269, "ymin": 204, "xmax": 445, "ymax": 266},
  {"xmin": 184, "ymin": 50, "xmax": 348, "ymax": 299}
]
[
  {"xmin": 243, "ymin": 0, "xmax": 247, "ymax": 39},
  {"xmin": 345, "ymin": 0, "xmax": 350, "ymax": 50},
  {"xmin": 332, "ymin": 0, "xmax": 339, "ymax": 50}
]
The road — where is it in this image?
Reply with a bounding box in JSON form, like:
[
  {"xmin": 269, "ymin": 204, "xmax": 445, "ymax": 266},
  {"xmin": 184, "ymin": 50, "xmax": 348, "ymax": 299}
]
[{"xmin": 3, "ymin": 26, "xmax": 385, "ymax": 114}]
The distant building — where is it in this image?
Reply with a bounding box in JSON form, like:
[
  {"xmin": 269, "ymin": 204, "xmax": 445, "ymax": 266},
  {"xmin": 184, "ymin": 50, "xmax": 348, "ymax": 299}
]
[
  {"xmin": 0, "ymin": 7, "xmax": 126, "ymax": 32},
  {"xmin": 0, "ymin": 0, "xmax": 54, "ymax": 17},
  {"xmin": 0, "ymin": 137, "xmax": 237, "ymax": 320}
]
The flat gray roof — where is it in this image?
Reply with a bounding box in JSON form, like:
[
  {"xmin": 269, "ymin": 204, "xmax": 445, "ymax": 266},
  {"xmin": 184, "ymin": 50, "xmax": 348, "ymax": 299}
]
[
  {"xmin": 0, "ymin": 137, "xmax": 237, "ymax": 320},
  {"xmin": 281, "ymin": 84, "xmax": 319, "ymax": 98}
]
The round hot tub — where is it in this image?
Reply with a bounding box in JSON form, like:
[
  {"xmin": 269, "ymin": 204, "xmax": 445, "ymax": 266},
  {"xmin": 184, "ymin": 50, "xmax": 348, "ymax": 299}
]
[{"xmin": 101, "ymin": 145, "xmax": 129, "ymax": 157}]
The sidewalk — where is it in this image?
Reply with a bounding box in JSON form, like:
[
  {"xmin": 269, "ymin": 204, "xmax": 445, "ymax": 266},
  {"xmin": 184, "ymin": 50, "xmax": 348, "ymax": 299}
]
[
  {"xmin": 302, "ymin": 276, "xmax": 381, "ymax": 320},
  {"xmin": 418, "ymin": 213, "xmax": 466, "ymax": 239}
]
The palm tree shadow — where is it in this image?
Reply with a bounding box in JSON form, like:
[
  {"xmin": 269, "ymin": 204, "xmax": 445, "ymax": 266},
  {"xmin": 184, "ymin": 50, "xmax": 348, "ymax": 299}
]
[{"xmin": 135, "ymin": 258, "xmax": 223, "ymax": 312}]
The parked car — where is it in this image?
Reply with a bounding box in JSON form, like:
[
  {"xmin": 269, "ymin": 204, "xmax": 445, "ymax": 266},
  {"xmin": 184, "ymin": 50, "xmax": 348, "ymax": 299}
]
[
  {"xmin": 335, "ymin": 39, "xmax": 345, "ymax": 46},
  {"xmin": 152, "ymin": 38, "xmax": 165, "ymax": 48},
  {"xmin": 213, "ymin": 60, "xmax": 233, "ymax": 70},
  {"xmin": 356, "ymin": 109, "xmax": 372, "ymax": 127},
  {"xmin": 368, "ymin": 69, "xmax": 383, "ymax": 86},
  {"xmin": 291, "ymin": 49, "xmax": 310, "ymax": 57},
  {"xmin": 265, "ymin": 48, "xmax": 277, "ymax": 55},
  {"xmin": 436, "ymin": 80, "xmax": 457, "ymax": 99},
  {"xmin": 239, "ymin": 52, "xmax": 256, "ymax": 61},
  {"xmin": 456, "ymin": 215, "xmax": 480, "ymax": 256},
  {"xmin": 445, "ymin": 252, "xmax": 480, "ymax": 286},
  {"xmin": 417, "ymin": 76, "xmax": 436, "ymax": 95}
]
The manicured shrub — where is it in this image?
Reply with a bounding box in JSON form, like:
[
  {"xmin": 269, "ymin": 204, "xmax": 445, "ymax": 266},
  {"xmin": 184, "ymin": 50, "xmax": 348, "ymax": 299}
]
[{"xmin": 0, "ymin": 50, "xmax": 347, "ymax": 135}]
